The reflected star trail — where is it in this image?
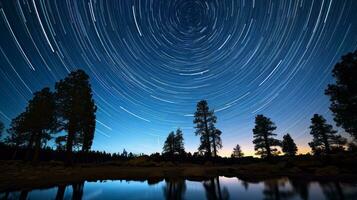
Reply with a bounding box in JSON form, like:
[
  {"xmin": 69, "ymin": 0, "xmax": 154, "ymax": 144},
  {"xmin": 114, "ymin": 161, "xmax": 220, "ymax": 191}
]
[{"xmin": 0, "ymin": 0, "xmax": 356, "ymax": 156}]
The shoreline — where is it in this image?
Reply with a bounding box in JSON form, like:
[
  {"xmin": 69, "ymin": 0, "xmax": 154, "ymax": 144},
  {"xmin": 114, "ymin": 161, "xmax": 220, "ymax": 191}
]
[{"xmin": 1, "ymin": 160, "xmax": 356, "ymax": 192}]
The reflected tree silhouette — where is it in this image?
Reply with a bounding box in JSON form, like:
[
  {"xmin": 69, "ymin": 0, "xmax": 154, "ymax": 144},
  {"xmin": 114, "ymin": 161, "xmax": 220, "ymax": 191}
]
[
  {"xmin": 19, "ymin": 190, "xmax": 28, "ymax": 200},
  {"xmin": 0, "ymin": 192, "xmax": 9, "ymax": 199},
  {"xmin": 240, "ymin": 179, "xmax": 250, "ymax": 191},
  {"xmin": 319, "ymin": 182, "xmax": 357, "ymax": 200},
  {"xmin": 203, "ymin": 177, "xmax": 229, "ymax": 200},
  {"xmin": 55, "ymin": 185, "xmax": 66, "ymax": 200},
  {"xmin": 1, "ymin": 178, "xmax": 357, "ymax": 200},
  {"xmin": 263, "ymin": 179, "xmax": 295, "ymax": 200},
  {"xmin": 290, "ymin": 180, "xmax": 310, "ymax": 200},
  {"xmin": 72, "ymin": 182, "xmax": 84, "ymax": 200},
  {"xmin": 163, "ymin": 179, "xmax": 186, "ymax": 200},
  {"xmin": 320, "ymin": 182, "xmax": 345, "ymax": 200},
  {"xmin": 147, "ymin": 178, "xmax": 163, "ymax": 185}
]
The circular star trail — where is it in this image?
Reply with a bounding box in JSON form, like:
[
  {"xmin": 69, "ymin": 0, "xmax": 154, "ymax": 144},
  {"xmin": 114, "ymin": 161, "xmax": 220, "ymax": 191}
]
[{"xmin": 0, "ymin": 0, "xmax": 356, "ymax": 156}]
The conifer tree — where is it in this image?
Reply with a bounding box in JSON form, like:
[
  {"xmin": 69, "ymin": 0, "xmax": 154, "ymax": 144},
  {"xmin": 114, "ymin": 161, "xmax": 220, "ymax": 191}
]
[
  {"xmin": 282, "ymin": 133, "xmax": 298, "ymax": 156},
  {"xmin": 231, "ymin": 144, "xmax": 244, "ymax": 158},
  {"xmin": 121, "ymin": 149, "xmax": 128, "ymax": 157},
  {"xmin": 308, "ymin": 114, "xmax": 347, "ymax": 155},
  {"xmin": 163, "ymin": 128, "xmax": 185, "ymax": 156},
  {"xmin": 325, "ymin": 51, "xmax": 357, "ymax": 141},
  {"xmin": 5, "ymin": 88, "xmax": 56, "ymax": 162},
  {"xmin": 163, "ymin": 131, "xmax": 175, "ymax": 156},
  {"xmin": 252, "ymin": 115, "xmax": 281, "ymax": 158},
  {"xmin": 194, "ymin": 100, "xmax": 222, "ymax": 157},
  {"xmin": 55, "ymin": 70, "xmax": 96, "ymax": 164},
  {"xmin": 174, "ymin": 128, "xmax": 185, "ymax": 155},
  {"xmin": 26, "ymin": 88, "xmax": 57, "ymax": 162},
  {"xmin": 5, "ymin": 112, "xmax": 29, "ymax": 148},
  {"xmin": 211, "ymin": 128, "xmax": 222, "ymax": 157}
]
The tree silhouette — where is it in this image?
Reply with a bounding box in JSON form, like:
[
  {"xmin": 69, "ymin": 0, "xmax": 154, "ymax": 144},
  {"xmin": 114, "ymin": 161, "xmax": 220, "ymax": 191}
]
[
  {"xmin": 263, "ymin": 179, "xmax": 295, "ymax": 200},
  {"xmin": 72, "ymin": 182, "xmax": 84, "ymax": 199},
  {"xmin": 174, "ymin": 128, "xmax": 185, "ymax": 155},
  {"xmin": 203, "ymin": 177, "xmax": 230, "ymax": 200},
  {"xmin": 55, "ymin": 185, "xmax": 66, "ymax": 200},
  {"xmin": 55, "ymin": 135, "xmax": 67, "ymax": 151},
  {"xmin": 194, "ymin": 100, "xmax": 221, "ymax": 157},
  {"xmin": 163, "ymin": 128, "xmax": 185, "ymax": 156},
  {"xmin": 163, "ymin": 179, "xmax": 186, "ymax": 200},
  {"xmin": 241, "ymin": 180, "xmax": 249, "ymax": 190},
  {"xmin": 25, "ymin": 88, "xmax": 57, "ymax": 162},
  {"xmin": 308, "ymin": 114, "xmax": 347, "ymax": 155},
  {"xmin": 290, "ymin": 180, "xmax": 309, "ymax": 200},
  {"xmin": 0, "ymin": 120, "xmax": 4, "ymax": 139},
  {"xmin": 163, "ymin": 131, "xmax": 176, "ymax": 156},
  {"xmin": 252, "ymin": 115, "xmax": 281, "ymax": 158},
  {"xmin": 78, "ymin": 86, "xmax": 97, "ymax": 152},
  {"xmin": 55, "ymin": 70, "xmax": 96, "ymax": 164},
  {"xmin": 318, "ymin": 182, "xmax": 357, "ymax": 200},
  {"xmin": 5, "ymin": 112, "xmax": 30, "ymax": 158},
  {"xmin": 231, "ymin": 144, "xmax": 244, "ymax": 158},
  {"xmin": 19, "ymin": 190, "xmax": 29, "ymax": 200},
  {"xmin": 325, "ymin": 51, "xmax": 357, "ymax": 141},
  {"xmin": 282, "ymin": 134, "xmax": 298, "ymax": 156},
  {"xmin": 121, "ymin": 148, "xmax": 128, "ymax": 157},
  {"xmin": 211, "ymin": 128, "xmax": 223, "ymax": 157}
]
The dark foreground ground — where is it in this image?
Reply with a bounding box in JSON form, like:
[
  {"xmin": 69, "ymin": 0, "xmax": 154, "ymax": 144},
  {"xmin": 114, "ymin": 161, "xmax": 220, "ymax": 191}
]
[{"xmin": 1, "ymin": 155, "xmax": 356, "ymax": 192}]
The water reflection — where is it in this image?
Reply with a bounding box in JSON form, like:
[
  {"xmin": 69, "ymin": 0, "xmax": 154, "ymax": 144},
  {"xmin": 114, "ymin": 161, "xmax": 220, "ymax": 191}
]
[
  {"xmin": 1, "ymin": 177, "xmax": 357, "ymax": 200},
  {"xmin": 203, "ymin": 177, "xmax": 229, "ymax": 200},
  {"xmin": 163, "ymin": 179, "xmax": 186, "ymax": 200},
  {"xmin": 290, "ymin": 180, "xmax": 309, "ymax": 200},
  {"xmin": 55, "ymin": 185, "xmax": 66, "ymax": 200},
  {"xmin": 319, "ymin": 182, "xmax": 357, "ymax": 200},
  {"xmin": 263, "ymin": 179, "xmax": 295, "ymax": 200}
]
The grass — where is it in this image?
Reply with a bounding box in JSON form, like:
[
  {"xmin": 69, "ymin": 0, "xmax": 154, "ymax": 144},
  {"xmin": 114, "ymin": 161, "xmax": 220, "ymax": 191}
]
[{"xmin": 1, "ymin": 155, "xmax": 356, "ymax": 192}]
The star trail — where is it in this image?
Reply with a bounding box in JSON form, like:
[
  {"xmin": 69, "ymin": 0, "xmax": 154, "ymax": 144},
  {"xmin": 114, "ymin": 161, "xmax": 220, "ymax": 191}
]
[{"xmin": 0, "ymin": 0, "xmax": 356, "ymax": 156}]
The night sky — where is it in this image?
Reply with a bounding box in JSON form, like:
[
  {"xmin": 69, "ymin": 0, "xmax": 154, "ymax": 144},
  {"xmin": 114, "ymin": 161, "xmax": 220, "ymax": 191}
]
[{"xmin": 0, "ymin": 0, "xmax": 357, "ymax": 156}]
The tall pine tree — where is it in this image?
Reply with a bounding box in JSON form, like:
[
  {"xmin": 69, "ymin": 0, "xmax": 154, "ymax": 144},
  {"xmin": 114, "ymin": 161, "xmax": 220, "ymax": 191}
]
[
  {"xmin": 174, "ymin": 128, "xmax": 185, "ymax": 155},
  {"xmin": 4, "ymin": 88, "xmax": 56, "ymax": 162},
  {"xmin": 55, "ymin": 70, "xmax": 96, "ymax": 164},
  {"xmin": 26, "ymin": 88, "xmax": 57, "ymax": 162},
  {"xmin": 163, "ymin": 131, "xmax": 175, "ymax": 156},
  {"xmin": 78, "ymin": 86, "xmax": 97, "ymax": 152},
  {"xmin": 308, "ymin": 114, "xmax": 346, "ymax": 155},
  {"xmin": 194, "ymin": 100, "xmax": 222, "ymax": 157},
  {"xmin": 211, "ymin": 128, "xmax": 222, "ymax": 157},
  {"xmin": 325, "ymin": 51, "xmax": 357, "ymax": 141},
  {"xmin": 252, "ymin": 115, "xmax": 281, "ymax": 158}
]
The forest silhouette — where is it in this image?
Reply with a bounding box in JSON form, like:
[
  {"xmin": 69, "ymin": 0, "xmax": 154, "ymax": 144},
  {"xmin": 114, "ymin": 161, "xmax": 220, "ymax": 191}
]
[{"xmin": 0, "ymin": 51, "xmax": 356, "ymax": 165}]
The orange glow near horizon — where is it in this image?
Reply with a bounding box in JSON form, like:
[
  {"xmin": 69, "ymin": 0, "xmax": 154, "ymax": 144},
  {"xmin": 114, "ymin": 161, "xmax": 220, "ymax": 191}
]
[{"xmin": 217, "ymin": 146, "xmax": 311, "ymax": 158}]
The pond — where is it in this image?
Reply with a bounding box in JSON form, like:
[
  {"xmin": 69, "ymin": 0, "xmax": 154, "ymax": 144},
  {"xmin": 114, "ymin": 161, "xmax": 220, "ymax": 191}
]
[{"xmin": 1, "ymin": 177, "xmax": 357, "ymax": 199}]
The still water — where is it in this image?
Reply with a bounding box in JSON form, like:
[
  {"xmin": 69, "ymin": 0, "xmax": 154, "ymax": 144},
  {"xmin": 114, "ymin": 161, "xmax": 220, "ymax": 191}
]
[{"xmin": 1, "ymin": 177, "xmax": 357, "ymax": 200}]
